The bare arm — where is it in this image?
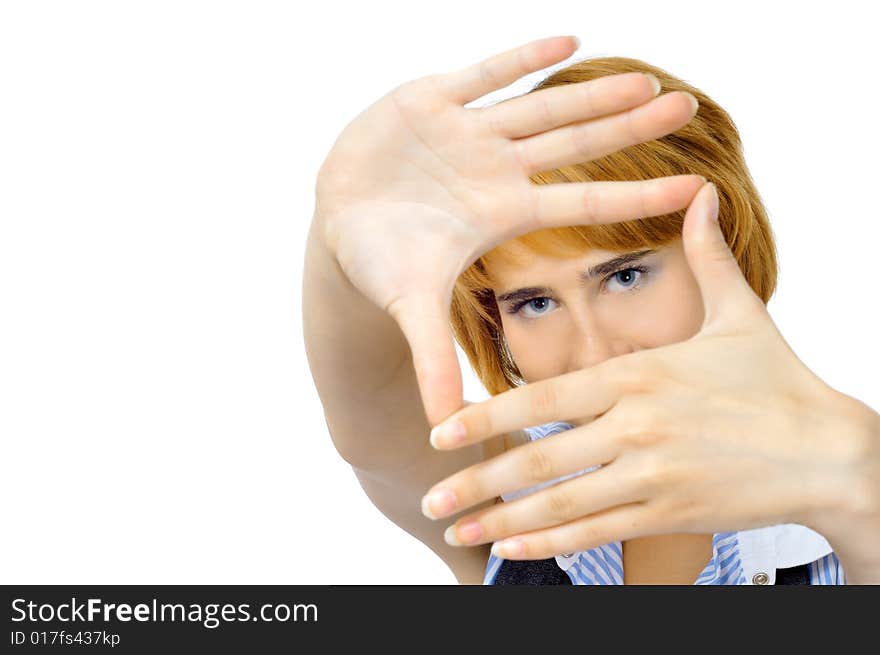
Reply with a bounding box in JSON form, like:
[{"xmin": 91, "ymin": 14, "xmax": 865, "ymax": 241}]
[
  {"xmin": 303, "ymin": 212, "xmax": 521, "ymax": 581},
  {"xmin": 302, "ymin": 212, "xmax": 424, "ymax": 471}
]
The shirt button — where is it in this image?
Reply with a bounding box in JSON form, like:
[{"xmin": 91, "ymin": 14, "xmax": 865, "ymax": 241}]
[
  {"xmin": 752, "ymin": 572, "xmax": 770, "ymax": 585},
  {"xmin": 562, "ymin": 553, "xmax": 574, "ymax": 558}
]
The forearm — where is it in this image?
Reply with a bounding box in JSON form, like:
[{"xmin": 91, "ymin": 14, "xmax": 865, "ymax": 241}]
[
  {"xmin": 799, "ymin": 391, "xmax": 880, "ymax": 583},
  {"xmin": 302, "ymin": 211, "xmax": 417, "ymax": 465}
]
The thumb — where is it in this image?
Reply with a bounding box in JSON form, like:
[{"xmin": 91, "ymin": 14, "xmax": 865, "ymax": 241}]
[
  {"xmin": 682, "ymin": 182, "xmax": 767, "ymax": 332},
  {"xmin": 387, "ymin": 292, "xmax": 464, "ymax": 427}
]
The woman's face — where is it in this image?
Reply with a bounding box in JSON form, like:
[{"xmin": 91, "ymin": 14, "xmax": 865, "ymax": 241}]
[{"xmin": 487, "ymin": 237, "xmax": 705, "ymax": 422}]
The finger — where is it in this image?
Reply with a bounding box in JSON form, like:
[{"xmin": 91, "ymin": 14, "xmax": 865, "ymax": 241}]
[
  {"xmin": 513, "ymin": 90, "xmax": 698, "ymax": 176},
  {"xmin": 387, "ymin": 292, "xmax": 464, "ymax": 427},
  {"xmin": 480, "ymin": 71, "xmax": 660, "ymax": 139},
  {"xmin": 681, "ymin": 182, "xmax": 769, "ymax": 331},
  {"xmin": 435, "ymin": 35, "xmax": 579, "ymax": 106},
  {"xmin": 442, "ymin": 461, "xmax": 646, "ymax": 549},
  {"xmin": 490, "ymin": 501, "xmax": 657, "ymax": 560},
  {"xmin": 429, "ymin": 351, "xmax": 644, "ymax": 449},
  {"xmin": 525, "ymin": 174, "xmax": 706, "ymax": 232},
  {"xmin": 423, "ymin": 419, "xmax": 621, "ymax": 519}
]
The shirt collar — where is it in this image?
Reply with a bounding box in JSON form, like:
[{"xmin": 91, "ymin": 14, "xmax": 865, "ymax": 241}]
[{"xmin": 734, "ymin": 523, "xmax": 834, "ymax": 584}]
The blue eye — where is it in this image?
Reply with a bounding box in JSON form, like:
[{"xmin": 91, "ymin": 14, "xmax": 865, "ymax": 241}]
[
  {"xmin": 511, "ymin": 296, "xmax": 557, "ymax": 318},
  {"xmin": 604, "ymin": 265, "xmax": 649, "ymax": 292},
  {"xmin": 507, "ymin": 265, "xmax": 652, "ymax": 320}
]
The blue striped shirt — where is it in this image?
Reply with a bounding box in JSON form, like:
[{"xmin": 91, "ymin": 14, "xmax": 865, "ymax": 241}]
[{"xmin": 483, "ymin": 421, "xmax": 846, "ymax": 585}]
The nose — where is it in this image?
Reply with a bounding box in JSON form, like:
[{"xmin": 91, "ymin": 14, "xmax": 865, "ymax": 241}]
[
  {"xmin": 566, "ymin": 313, "xmax": 633, "ymax": 372},
  {"xmin": 569, "ymin": 335, "xmax": 615, "ymax": 371},
  {"xmin": 566, "ymin": 319, "xmax": 632, "ymax": 428}
]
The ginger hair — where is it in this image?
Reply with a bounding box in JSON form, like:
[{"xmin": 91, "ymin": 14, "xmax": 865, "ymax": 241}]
[{"xmin": 449, "ymin": 56, "xmax": 778, "ymax": 396}]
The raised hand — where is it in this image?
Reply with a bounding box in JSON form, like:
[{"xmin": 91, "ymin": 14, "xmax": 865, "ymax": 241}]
[
  {"xmin": 420, "ymin": 181, "xmax": 880, "ymax": 568},
  {"xmin": 313, "ymin": 35, "xmax": 705, "ymax": 427}
]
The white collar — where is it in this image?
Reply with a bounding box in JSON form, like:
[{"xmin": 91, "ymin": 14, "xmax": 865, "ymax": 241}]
[{"xmin": 736, "ymin": 523, "xmax": 833, "ymax": 584}]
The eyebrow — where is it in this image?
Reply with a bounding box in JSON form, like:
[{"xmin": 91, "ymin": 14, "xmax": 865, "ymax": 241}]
[{"xmin": 495, "ymin": 249, "xmax": 656, "ymax": 303}]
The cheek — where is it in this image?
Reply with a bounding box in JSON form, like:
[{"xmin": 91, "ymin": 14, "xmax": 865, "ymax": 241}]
[{"xmin": 499, "ymin": 316, "xmax": 566, "ymax": 382}]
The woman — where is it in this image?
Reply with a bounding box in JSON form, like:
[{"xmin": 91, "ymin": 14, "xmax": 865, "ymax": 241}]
[{"xmin": 303, "ymin": 35, "xmax": 880, "ymax": 584}]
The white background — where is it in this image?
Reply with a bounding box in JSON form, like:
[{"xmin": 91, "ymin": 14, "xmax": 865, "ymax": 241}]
[{"xmin": 1, "ymin": 1, "xmax": 877, "ymax": 584}]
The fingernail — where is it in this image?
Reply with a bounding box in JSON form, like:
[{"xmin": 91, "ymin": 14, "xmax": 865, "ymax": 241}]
[
  {"xmin": 570, "ymin": 35, "xmax": 581, "ymax": 50},
  {"xmin": 685, "ymin": 91, "xmax": 699, "ymax": 113},
  {"xmin": 707, "ymin": 182, "xmax": 719, "ymax": 222},
  {"xmin": 644, "ymin": 73, "xmax": 661, "ymax": 96},
  {"xmin": 445, "ymin": 521, "xmax": 482, "ymax": 546},
  {"xmin": 430, "ymin": 420, "xmax": 466, "ymax": 449},
  {"xmin": 491, "ymin": 538, "xmax": 524, "ymax": 558},
  {"xmin": 443, "ymin": 525, "xmax": 461, "ymax": 546},
  {"xmin": 421, "ymin": 488, "xmax": 457, "ymax": 519}
]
